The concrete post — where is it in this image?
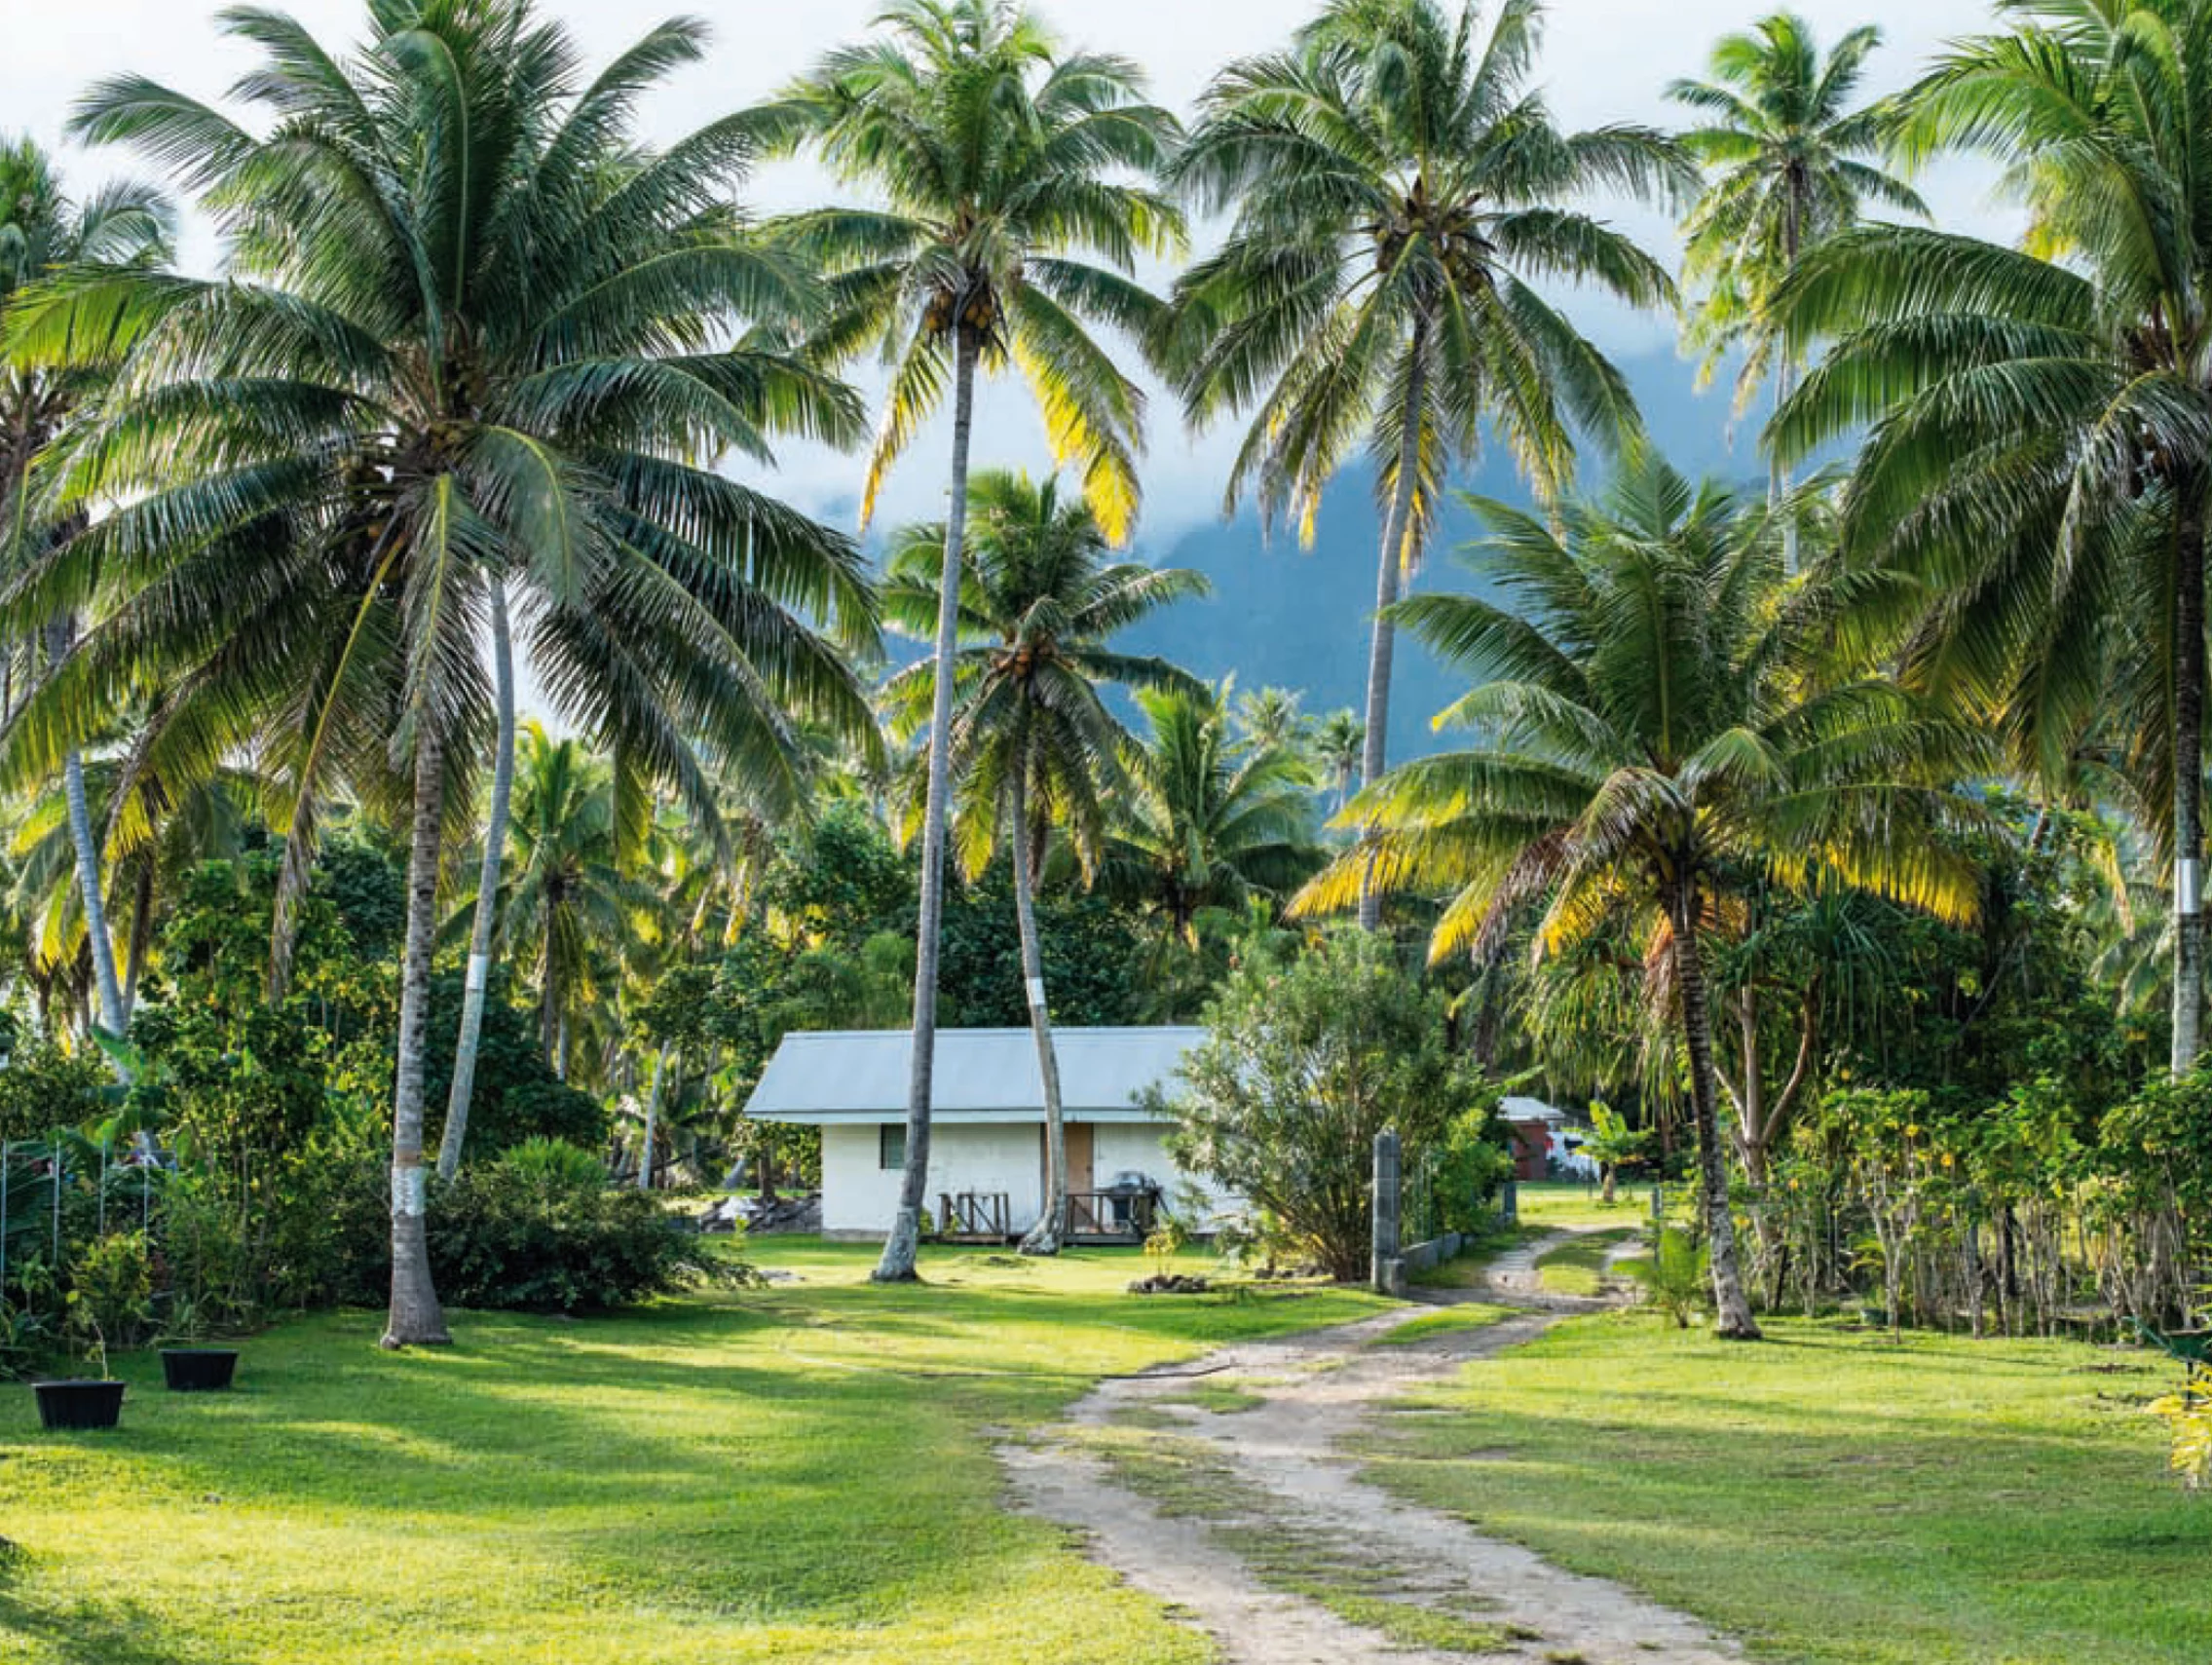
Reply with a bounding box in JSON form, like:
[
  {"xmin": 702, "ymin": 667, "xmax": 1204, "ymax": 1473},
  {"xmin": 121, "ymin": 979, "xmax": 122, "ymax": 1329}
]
[
  {"xmin": 1371, "ymin": 1128, "xmax": 1403, "ymax": 1296},
  {"xmin": 1500, "ymin": 1178, "xmax": 1518, "ymax": 1225}
]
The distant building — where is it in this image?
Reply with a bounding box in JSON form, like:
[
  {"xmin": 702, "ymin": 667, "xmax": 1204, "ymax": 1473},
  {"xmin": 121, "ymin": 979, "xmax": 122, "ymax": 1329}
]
[
  {"xmin": 743, "ymin": 1027, "xmax": 1233, "ymax": 1241},
  {"xmin": 1500, "ymin": 1095, "xmax": 1595, "ymax": 1181}
]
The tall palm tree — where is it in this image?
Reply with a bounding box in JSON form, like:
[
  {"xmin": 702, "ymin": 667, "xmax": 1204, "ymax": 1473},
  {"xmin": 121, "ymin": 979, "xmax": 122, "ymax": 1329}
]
[
  {"xmin": 1159, "ymin": 0, "xmax": 1687, "ymax": 927},
  {"xmin": 881, "ymin": 471, "xmax": 1205, "ymax": 1253},
  {"xmin": 1103, "ymin": 685, "xmax": 1323, "ymax": 949},
  {"xmin": 1773, "ymin": 0, "xmax": 2212, "ymax": 1074},
  {"xmin": 6, "ymin": 1, "xmax": 880, "ymax": 1344},
  {"xmin": 1298, "ymin": 447, "xmax": 1990, "ymax": 1338},
  {"xmin": 756, "ymin": 0, "xmax": 1183, "ymax": 1281},
  {"xmin": 0, "ymin": 136, "xmax": 171, "ymax": 1050},
  {"xmin": 1669, "ymin": 13, "xmax": 1925, "ymax": 572},
  {"xmin": 1235, "ymin": 685, "xmax": 1307, "ymax": 753},
  {"xmin": 459, "ymin": 725, "xmax": 652, "ymax": 1085}
]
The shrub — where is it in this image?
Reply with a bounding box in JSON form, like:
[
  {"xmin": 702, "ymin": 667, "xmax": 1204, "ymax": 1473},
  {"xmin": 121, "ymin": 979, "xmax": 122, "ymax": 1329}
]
[
  {"xmin": 1155, "ymin": 929, "xmax": 1492, "ymax": 1281},
  {"xmin": 1622, "ymin": 1228, "xmax": 1710, "ymax": 1329},
  {"xmin": 67, "ymin": 1230, "xmax": 155, "ymax": 1356},
  {"xmin": 1434, "ymin": 1107, "xmax": 1515, "ymax": 1236},
  {"xmin": 426, "ymin": 1143, "xmax": 736, "ymax": 1313}
]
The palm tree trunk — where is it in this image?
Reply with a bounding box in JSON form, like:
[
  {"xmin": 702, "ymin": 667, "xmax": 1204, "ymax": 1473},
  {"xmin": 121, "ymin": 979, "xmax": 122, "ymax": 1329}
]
[
  {"xmin": 875, "ymin": 325, "xmax": 980, "ymax": 1283},
  {"xmin": 2173, "ymin": 493, "xmax": 2206, "ymax": 1077},
  {"xmin": 47, "ymin": 618, "xmax": 128, "ymax": 1050},
  {"xmin": 439, "ymin": 575, "xmax": 515, "ymax": 1181},
  {"xmin": 640, "ymin": 1042, "xmax": 670, "ymax": 1192},
  {"xmin": 1011, "ymin": 770, "xmax": 1069, "ymax": 1257},
  {"xmin": 1776, "ymin": 182, "xmax": 1804, "ymax": 576},
  {"xmin": 1357, "ymin": 321, "xmax": 1431, "ymax": 932},
  {"xmin": 121, "ymin": 857, "xmax": 155, "ymax": 1021},
  {"xmin": 384, "ymin": 721, "xmax": 453, "ymax": 1349},
  {"xmin": 1666, "ymin": 876, "xmax": 1762, "ymax": 1340}
]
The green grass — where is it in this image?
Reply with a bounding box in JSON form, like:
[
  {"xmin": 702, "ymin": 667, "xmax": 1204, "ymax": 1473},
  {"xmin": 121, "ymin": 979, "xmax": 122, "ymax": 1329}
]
[
  {"xmin": 1513, "ymin": 1179, "xmax": 1681, "ymax": 1231},
  {"xmin": 1365, "ymin": 1311, "xmax": 2212, "ymax": 1665},
  {"xmin": 0, "ymin": 1237, "xmax": 1383, "ymax": 1665},
  {"xmin": 1370, "ymin": 1306, "xmax": 1514, "ymax": 1345},
  {"xmin": 1533, "ymin": 1229, "xmax": 1637, "ymax": 1297}
]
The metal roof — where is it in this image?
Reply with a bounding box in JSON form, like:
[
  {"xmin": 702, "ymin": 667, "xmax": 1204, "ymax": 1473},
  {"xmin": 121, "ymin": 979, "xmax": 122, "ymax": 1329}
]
[{"xmin": 743, "ymin": 1027, "xmax": 1207, "ymax": 1124}]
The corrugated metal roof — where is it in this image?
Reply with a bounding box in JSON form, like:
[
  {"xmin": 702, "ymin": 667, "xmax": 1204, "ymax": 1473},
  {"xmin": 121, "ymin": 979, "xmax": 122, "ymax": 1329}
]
[{"xmin": 744, "ymin": 1027, "xmax": 1206, "ymax": 1122}]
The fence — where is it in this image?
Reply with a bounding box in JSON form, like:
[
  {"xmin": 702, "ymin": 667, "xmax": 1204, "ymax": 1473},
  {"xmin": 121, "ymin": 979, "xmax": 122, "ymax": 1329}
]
[{"xmin": 0, "ymin": 1132, "xmax": 163, "ymax": 1306}]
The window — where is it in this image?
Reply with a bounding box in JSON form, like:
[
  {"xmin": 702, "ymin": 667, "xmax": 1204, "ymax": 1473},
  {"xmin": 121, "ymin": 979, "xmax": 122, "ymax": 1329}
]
[{"xmin": 880, "ymin": 1124, "xmax": 906, "ymax": 1171}]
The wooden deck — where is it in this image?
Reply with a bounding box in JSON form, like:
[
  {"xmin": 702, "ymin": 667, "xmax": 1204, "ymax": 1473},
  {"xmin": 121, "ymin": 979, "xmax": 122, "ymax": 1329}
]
[{"xmin": 932, "ymin": 1190, "xmax": 1162, "ymax": 1246}]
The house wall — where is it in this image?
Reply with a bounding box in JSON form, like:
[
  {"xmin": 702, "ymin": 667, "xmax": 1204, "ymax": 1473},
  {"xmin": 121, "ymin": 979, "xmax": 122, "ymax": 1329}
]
[
  {"xmin": 820, "ymin": 1121, "xmax": 1046, "ymax": 1238},
  {"xmin": 819, "ymin": 1118, "xmax": 1234, "ymax": 1239}
]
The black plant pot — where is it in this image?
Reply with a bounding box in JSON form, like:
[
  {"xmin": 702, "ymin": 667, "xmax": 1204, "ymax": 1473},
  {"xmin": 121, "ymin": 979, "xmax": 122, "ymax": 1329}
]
[
  {"xmin": 160, "ymin": 1349, "xmax": 240, "ymax": 1393},
  {"xmin": 33, "ymin": 1380, "xmax": 126, "ymax": 1430}
]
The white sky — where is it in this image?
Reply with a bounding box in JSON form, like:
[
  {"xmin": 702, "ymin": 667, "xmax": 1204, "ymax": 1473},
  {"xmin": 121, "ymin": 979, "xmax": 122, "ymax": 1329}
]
[{"xmin": 3, "ymin": 0, "xmax": 2011, "ymax": 539}]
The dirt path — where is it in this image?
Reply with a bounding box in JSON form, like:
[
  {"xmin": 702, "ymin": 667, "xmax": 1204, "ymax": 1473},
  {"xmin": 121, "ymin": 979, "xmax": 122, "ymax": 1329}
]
[{"xmin": 1000, "ymin": 1230, "xmax": 1742, "ymax": 1665}]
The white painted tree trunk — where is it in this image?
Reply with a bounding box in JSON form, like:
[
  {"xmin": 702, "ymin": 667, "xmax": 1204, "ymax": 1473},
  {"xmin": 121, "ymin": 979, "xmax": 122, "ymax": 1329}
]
[
  {"xmin": 640, "ymin": 1042, "xmax": 670, "ymax": 1192},
  {"xmin": 875, "ymin": 326, "xmax": 981, "ymax": 1284},
  {"xmin": 385, "ymin": 721, "xmax": 453, "ymax": 1348}
]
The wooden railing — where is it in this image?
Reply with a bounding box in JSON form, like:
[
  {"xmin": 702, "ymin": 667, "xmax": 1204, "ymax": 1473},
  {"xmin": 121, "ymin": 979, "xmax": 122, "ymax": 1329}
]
[
  {"xmin": 936, "ymin": 1192, "xmax": 1011, "ymax": 1242},
  {"xmin": 1066, "ymin": 1190, "xmax": 1158, "ymax": 1241}
]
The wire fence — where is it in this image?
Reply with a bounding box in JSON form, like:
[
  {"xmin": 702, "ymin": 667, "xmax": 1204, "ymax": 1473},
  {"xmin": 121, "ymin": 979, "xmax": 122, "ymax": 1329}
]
[{"xmin": 0, "ymin": 1133, "xmax": 162, "ymax": 1299}]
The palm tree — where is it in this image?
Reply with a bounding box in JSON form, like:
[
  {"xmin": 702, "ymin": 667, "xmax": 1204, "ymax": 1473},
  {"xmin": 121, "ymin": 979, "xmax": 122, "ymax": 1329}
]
[
  {"xmin": 1314, "ymin": 709, "xmax": 1365, "ymax": 814},
  {"xmin": 0, "ymin": 137, "xmax": 171, "ymax": 1051},
  {"xmin": 1772, "ymin": 0, "xmax": 2212, "ymax": 1074},
  {"xmin": 1235, "ymin": 686, "xmax": 1307, "ymax": 753},
  {"xmin": 881, "ymin": 471, "xmax": 1205, "ymax": 1253},
  {"xmin": 1159, "ymin": 0, "xmax": 1687, "ymax": 927},
  {"xmin": 7, "ymin": 1, "xmax": 880, "ymax": 1345},
  {"xmin": 1103, "ymin": 685, "xmax": 1323, "ymax": 949},
  {"xmin": 1298, "ymin": 447, "xmax": 1990, "ymax": 1338},
  {"xmin": 756, "ymin": 0, "xmax": 1184, "ymax": 1281},
  {"xmin": 1668, "ymin": 13, "xmax": 1925, "ymax": 569}
]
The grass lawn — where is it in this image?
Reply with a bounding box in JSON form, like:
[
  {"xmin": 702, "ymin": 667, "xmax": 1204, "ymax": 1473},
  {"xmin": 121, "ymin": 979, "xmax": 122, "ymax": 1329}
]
[
  {"xmin": 1513, "ymin": 1177, "xmax": 1680, "ymax": 1231},
  {"xmin": 1364, "ymin": 1310, "xmax": 2212, "ymax": 1665},
  {"xmin": 1533, "ymin": 1228, "xmax": 1637, "ymax": 1296},
  {"xmin": 0, "ymin": 1237, "xmax": 1382, "ymax": 1665}
]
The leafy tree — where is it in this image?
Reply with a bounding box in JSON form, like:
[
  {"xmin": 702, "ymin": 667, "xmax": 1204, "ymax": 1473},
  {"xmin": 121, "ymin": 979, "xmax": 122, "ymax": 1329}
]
[
  {"xmin": 1160, "ymin": 0, "xmax": 1687, "ymax": 925},
  {"xmin": 1303, "ymin": 446, "xmax": 1992, "ymax": 1337},
  {"xmin": 757, "ymin": 0, "xmax": 1183, "ymax": 1280},
  {"xmin": 1774, "ymin": 0, "xmax": 2212, "ymax": 1077},
  {"xmin": 1579, "ymin": 1100, "xmax": 1652, "ymax": 1204},
  {"xmin": 1669, "ymin": 12, "xmax": 1923, "ymax": 567},
  {"xmin": 1153, "ymin": 927, "xmax": 1487, "ymax": 1280},
  {"xmin": 9, "ymin": 2, "xmax": 879, "ymax": 1343},
  {"xmin": 881, "ymin": 470, "xmax": 1203, "ymax": 1251}
]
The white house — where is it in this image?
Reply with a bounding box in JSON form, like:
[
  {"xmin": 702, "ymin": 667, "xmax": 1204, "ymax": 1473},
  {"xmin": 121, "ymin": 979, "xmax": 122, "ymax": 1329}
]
[{"xmin": 743, "ymin": 1026, "xmax": 1230, "ymax": 1241}]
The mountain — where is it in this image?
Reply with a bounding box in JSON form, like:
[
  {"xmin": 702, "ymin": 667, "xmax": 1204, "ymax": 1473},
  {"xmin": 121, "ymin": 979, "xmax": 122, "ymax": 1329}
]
[{"xmin": 1121, "ymin": 347, "xmax": 1752, "ymax": 760}]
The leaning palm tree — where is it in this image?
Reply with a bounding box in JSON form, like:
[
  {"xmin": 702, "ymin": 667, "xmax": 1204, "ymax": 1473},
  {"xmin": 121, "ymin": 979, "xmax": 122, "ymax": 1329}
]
[
  {"xmin": 6, "ymin": 2, "xmax": 879, "ymax": 1345},
  {"xmin": 1298, "ymin": 447, "xmax": 1990, "ymax": 1339},
  {"xmin": 1160, "ymin": 0, "xmax": 1687, "ymax": 927},
  {"xmin": 1103, "ymin": 685, "xmax": 1323, "ymax": 951},
  {"xmin": 1772, "ymin": 0, "xmax": 2212, "ymax": 1074},
  {"xmin": 755, "ymin": 0, "xmax": 1184, "ymax": 1280},
  {"xmin": 1668, "ymin": 12, "xmax": 1925, "ymax": 571},
  {"xmin": 881, "ymin": 471, "xmax": 1205, "ymax": 1253},
  {"xmin": 0, "ymin": 136, "xmax": 171, "ymax": 1049}
]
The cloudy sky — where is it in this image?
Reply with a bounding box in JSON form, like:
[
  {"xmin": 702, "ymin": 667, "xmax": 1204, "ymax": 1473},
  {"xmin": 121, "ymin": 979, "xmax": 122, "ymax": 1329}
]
[{"xmin": 4, "ymin": 0, "xmax": 2011, "ymax": 538}]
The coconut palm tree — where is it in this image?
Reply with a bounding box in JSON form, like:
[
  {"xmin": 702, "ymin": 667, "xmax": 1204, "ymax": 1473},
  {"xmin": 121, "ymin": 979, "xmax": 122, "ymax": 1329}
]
[
  {"xmin": 1103, "ymin": 685, "xmax": 1323, "ymax": 950},
  {"xmin": 0, "ymin": 136, "xmax": 171, "ymax": 1050},
  {"xmin": 1314, "ymin": 709, "xmax": 1365, "ymax": 815},
  {"xmin": 1298, "ymin": 446, "xmax": 1991, "ymax": 1338},
  {"xmin": 1159, "ymin": 0, "xmax": 1687, "ymax": 927},
  {"xmin": 755, "ymin": 0, "xmax": 1184, "ymax": 1280},
  {"xmin": 881, "ymin": 470, "xmax": 1205, "ymax": 1253},
  {"xmin": 1772, "ymin": 0, "xmax": 2212, "ymax": 1074},
  {"xmin": 1669, "ymin": 13, "xmax": 1924, "ymax": 569},
  {"xmin": 5, "ymin": 1, "xmax": 879, "ymax": 1345},
  {"xmin": 1234, "ymin": 686, "xmax": 1307, "ymax": 753}
]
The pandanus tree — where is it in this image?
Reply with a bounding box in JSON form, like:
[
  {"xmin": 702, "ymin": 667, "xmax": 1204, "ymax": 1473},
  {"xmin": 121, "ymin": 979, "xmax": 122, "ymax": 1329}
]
[
  {"xmin": 881, "ymin": 470, "xmax": 1205, "ymax": 1253},
  {"xmin": 1668, "ymin": 12, "xmax": 1924, "ymax": 569},
  {"xmin": 0, "ymin": 136, "xmax": 172, "ymax": 1049},
  {"xmin": 1298, "ymin": 447, "xmax": 1991, "ymax": 1339},
  {"xmin": 5, "ymin": 0, "xmax": 879, "ymax": 1344},
  {"xmin": 1773, "ymin": 0, "xmax": 2212, "ymax": 1074},
  {"xmin": 1158, "ymin": 0, "xmax": 1687, "ymax": 927},
  {"xmin": 755, "ymin": 0, "xmax": 1184, "ymax": 1280}
]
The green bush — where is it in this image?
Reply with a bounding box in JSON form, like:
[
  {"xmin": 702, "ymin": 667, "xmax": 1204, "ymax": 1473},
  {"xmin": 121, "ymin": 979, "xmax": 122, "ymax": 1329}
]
[{"xmin": 426, "ymin": 1143, "xmax": 735, "ymax": 1313}]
